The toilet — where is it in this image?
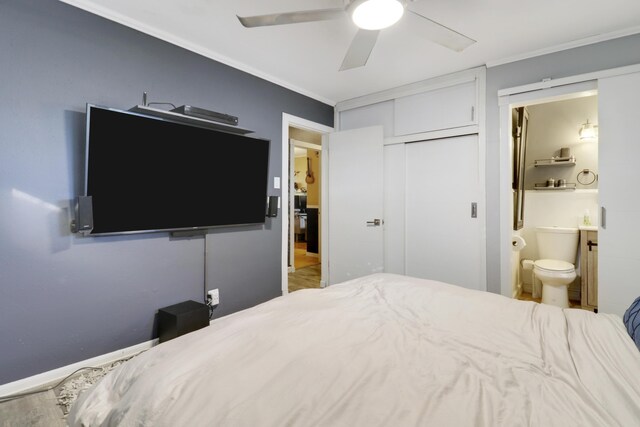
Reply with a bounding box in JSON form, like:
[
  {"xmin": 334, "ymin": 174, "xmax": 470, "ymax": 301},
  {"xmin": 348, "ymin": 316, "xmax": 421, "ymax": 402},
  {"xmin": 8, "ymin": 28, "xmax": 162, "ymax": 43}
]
[{"xmin": 534, "ymin": 226, "xmax": 579, "ymax": 308}]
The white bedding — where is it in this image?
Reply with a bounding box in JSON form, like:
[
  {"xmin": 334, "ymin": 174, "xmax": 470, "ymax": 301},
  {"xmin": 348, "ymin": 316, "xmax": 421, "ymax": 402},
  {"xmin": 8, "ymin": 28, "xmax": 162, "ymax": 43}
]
[{"xmin": 69, "ymin": 274, "xmax": 640, "ymax": 426}]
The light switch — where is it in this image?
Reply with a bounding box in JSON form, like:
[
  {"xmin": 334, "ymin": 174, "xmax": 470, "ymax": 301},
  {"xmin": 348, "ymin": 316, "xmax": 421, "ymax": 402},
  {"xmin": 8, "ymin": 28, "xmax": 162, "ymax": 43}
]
[{"xmin": 274, "ymin": 177, "xmax": 281, "ymax": 189}]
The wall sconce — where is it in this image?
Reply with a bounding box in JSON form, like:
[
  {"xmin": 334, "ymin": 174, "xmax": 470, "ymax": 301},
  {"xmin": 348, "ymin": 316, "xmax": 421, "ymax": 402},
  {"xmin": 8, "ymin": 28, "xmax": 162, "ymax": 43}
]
[{"xmin": 579, "ymin": 119, "xmax": 598, "ymax": 141}]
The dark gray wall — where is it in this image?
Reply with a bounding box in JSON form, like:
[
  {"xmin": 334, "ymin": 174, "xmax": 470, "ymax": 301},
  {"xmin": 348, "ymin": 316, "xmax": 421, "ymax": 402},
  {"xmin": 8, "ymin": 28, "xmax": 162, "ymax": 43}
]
[
  {"xmin": 0, "ymin": 0, "xmax": 332, "ymax": 385},
  {"xmin": 485, "ymin": 34, "xmax": 640, "ymax": 294}
]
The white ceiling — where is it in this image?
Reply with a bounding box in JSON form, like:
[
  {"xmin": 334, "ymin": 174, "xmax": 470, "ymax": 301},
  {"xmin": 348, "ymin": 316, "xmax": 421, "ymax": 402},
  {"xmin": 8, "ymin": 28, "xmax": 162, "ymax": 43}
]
[{"xmin": 62, "ymin": 0, "xmax": 640, "ymax": 105}]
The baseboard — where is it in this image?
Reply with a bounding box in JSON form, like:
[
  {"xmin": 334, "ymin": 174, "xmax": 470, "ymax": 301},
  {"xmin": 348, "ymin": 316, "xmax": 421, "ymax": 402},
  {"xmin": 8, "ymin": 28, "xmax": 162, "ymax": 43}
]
[{"xmin": 0, "ymin": 338, "xmax": 158, "ymax": 397}]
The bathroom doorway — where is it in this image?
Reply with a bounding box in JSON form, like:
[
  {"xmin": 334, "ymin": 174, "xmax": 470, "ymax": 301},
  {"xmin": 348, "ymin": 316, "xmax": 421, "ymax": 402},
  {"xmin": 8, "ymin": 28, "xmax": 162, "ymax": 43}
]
[{"xmin": 509, "ymin": 90, "xmax": 599, "ymax": 310}]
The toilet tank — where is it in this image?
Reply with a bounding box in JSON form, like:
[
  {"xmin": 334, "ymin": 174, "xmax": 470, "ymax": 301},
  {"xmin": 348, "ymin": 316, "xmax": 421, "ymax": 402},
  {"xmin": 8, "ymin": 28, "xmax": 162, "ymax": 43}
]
[{"xmin": 536, "ymin": 227, "xmax": 579, "ymax": 263}]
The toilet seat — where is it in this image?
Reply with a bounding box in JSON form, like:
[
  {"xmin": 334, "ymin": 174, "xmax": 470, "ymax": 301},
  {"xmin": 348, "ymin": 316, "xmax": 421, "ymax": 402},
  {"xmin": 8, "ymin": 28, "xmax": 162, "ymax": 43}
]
[{"xmin": 534, "ymin": 259, "xmax": 574, "ymax": 273}]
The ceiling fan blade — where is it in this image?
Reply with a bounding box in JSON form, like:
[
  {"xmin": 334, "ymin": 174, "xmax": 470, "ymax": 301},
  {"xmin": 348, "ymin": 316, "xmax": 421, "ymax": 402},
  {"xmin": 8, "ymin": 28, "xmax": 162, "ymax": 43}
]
[
  {"xmin": 405, "ymin": 10, "xmax": 475, "ymax": 52},
  {"xmin": 340, "ymin": 29, "xmax": 380, "ymax": 71},
  {"xmin": 237, "ymin": 8, "xmax": 345, "ymax": 28}
]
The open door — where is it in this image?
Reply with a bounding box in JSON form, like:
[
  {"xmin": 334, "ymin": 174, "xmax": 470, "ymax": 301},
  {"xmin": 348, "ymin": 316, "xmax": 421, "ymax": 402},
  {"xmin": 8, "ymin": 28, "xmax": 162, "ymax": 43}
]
[{"xmin": 325, "ymin": 126, "xmax": 384, "ymax": 284}]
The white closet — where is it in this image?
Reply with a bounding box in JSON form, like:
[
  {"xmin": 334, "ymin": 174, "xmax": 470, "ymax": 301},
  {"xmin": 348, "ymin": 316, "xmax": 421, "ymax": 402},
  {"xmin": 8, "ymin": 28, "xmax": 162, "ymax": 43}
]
[
  {"xmin": 404, "ymin": 135, "xmax": 483, "ymax": 291},
  {"xmin": 333, "ymin": 67, "xmax": 486, "ymax": 291}
]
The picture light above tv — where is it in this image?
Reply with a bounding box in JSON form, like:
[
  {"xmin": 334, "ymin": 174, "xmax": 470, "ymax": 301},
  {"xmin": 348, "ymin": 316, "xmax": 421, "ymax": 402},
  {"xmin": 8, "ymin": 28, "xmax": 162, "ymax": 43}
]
[{"xmin": 76, "ymin": 104, "xmax": 271, "ymax": 236}]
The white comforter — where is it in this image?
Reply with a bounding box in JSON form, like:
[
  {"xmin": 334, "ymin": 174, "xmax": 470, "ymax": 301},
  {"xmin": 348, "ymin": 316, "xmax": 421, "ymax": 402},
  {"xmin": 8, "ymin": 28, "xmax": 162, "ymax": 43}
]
[{"xmin": 69, "ymin": 274, "xmax": 640, "ymax": 426}]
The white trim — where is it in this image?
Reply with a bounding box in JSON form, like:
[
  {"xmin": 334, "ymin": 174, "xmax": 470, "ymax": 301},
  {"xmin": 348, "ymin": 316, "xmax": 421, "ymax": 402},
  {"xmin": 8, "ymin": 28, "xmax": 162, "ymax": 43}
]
[
  {"xmin": 384, "ymin": 125, "xmax": 479, "ymax": 145},
  {"xmin": 0, "ymin": 338, "xmax": 158, "ymax": 397},
  {"xmin": 336, "ymin": 67, "xmax": 482, "ymax": 112},
  {"xmin": 58, "ymin": 0, "xmax": 336, "ymax": 106},
  {"xmin": 320, "ymin": 134, "xmax": 329, "ymax": 288},
  {"xmin": 497, "ymin": 64, "xmax": 640, "ymax": 97},
  {"xmin": 499, "ymin": 83, "xmax": 597, "ymax": 108},
  {"xmin": 282, "ymin": 114, "xmax": 333, "ymax": 296},
  {"xmin": 291, "ymin": 139, "xmax": 322, "ymax": 151},
  {"xmin": 499, "ymin": 101, "xmax": 513, "ymax": 298},
  {"xmin": 476, "ymin": 66, "xmax": 488, "ymax": 293},
  {"xmin": 487, "ymin": 26, "xmax": 640, "ymax": 68},
  {"xmin": 289, "ymin": 142, "xmax": 296, "ymax": 273}
]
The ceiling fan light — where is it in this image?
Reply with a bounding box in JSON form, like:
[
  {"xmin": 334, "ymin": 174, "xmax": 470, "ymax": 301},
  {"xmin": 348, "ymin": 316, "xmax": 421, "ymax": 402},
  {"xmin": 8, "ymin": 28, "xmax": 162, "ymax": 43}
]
[{"xmin": 352, "ymin": 0, "xmax": 404, "ymax": 30}]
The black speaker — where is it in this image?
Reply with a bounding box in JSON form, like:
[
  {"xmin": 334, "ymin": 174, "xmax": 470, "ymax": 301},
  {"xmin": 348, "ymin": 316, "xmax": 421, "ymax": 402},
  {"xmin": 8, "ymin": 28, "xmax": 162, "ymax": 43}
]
[
  {"xmin": 158, "ymin": 300, "xmax": 209, "ymax": 343},
  {"xmin": 266, "ymin": 196, "xmax": 279, "ymax": 217}
]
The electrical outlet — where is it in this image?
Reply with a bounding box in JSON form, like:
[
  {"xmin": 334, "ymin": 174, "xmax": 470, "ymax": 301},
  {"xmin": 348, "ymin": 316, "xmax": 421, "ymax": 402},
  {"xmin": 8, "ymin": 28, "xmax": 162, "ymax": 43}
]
[{"xmin": 207, "ymin": 289, "xmax": 219, "ymax": 306}]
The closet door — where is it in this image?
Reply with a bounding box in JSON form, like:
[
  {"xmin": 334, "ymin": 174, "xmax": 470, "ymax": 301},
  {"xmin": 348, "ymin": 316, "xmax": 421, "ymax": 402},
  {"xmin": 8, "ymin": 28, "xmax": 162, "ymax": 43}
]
[
  {"xmin": 405, "ymin": 135, "xmax": 484, "ymax": 291},
  {"xmin": 598, "ymin": 71, "xmax": 640, "ymax": 317},
  {"xmin": 394, "ymin": 80, "xmax": 476, "ymax": 136}
]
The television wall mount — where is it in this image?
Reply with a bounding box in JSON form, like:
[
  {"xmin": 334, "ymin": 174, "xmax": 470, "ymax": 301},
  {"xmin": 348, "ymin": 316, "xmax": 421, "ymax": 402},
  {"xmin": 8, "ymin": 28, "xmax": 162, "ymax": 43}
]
[{"xmin": 70, "ymin": 196, "xmax": 94, "ymax": 236}]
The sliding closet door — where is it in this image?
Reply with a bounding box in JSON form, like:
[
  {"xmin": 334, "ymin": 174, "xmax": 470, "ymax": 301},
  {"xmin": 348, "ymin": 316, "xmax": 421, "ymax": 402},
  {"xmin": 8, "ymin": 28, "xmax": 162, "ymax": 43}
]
[
  {"xmin": 598, "ymin": 71, "xmax": 640, "ymax": 317},
  {"xmin": 405, "ymin": 135, "xmax": 484, "ymax": 291}
]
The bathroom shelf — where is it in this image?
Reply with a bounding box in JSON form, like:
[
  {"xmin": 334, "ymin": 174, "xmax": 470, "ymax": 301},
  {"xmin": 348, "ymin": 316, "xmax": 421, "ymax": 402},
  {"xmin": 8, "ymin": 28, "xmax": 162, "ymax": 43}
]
[
  {"xmin": 533, "ymin": 183, "xmax": 577, "ymax": 191},
  {"xmin": 534, "ymin": 157, "xmax": 576, "ymax": 167}
]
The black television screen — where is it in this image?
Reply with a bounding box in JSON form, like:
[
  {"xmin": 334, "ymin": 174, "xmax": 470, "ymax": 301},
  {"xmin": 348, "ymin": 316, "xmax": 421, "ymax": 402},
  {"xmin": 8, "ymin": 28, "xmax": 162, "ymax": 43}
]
[{"xmin": 84, "ymin": 105, "xmax": 270, "ymax": 235}]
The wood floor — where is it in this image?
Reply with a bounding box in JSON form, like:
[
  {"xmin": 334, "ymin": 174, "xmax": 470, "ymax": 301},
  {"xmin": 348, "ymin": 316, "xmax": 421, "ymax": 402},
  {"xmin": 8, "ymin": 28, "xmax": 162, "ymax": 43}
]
[
  {"xmin": 0, "ymin": 389, "xmax": 65, "ymax": 427},
  {"xmin": 288, "ymin": 241, "xmax": 322, "ymax": 293},
  {"xmin": 294, "ymin": 242, "xmax": 319, "ymax": 269},
  {"xmin": 288, "ymin": 264, "xmax": 321, "ymax": 293}
]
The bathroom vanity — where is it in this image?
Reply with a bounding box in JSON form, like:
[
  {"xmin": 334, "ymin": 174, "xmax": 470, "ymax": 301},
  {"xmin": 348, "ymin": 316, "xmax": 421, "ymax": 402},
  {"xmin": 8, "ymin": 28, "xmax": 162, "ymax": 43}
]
[{"xmin": 580, "ymin": 227, "xmax": 598, "ymax": 312}]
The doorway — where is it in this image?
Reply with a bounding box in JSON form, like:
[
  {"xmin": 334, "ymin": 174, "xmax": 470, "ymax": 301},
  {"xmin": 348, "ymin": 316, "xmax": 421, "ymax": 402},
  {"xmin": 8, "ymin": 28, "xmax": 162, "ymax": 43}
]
[
  {"xmin": 502, "ymin": 85, "xmax": 599, "ymax": 309},
  {"xmin": 281, "ymin": 114, "xmax": 333, "ymax": 295},
  {"xmin": 288, "ymin": 132, "xmax": 322, "ymax": 292}
]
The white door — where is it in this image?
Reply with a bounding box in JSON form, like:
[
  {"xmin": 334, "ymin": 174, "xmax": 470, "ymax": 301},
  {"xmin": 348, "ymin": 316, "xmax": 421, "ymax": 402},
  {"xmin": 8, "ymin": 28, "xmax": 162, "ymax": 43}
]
[
  {"xmin": 405, "ymin": 135, "xmax": 485, "ymax": 291},
  {"xmin": 598, "ymin": 71, "xmax": 640, "ymax": 317},
  {"xmin": 326, "ymin": 126, "xmax": 384, "ymax": 284}
]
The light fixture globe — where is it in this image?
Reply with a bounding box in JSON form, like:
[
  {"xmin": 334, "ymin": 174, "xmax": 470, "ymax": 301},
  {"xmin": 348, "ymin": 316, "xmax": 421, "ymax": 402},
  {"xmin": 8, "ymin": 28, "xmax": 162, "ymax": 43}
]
[
  {"xmin": 579, "ymin": 119, "xmax": 598, "ymax": 141},
  {"xmin": 351, "ymin": 0, "xmax": 405, "ymax": 30}
]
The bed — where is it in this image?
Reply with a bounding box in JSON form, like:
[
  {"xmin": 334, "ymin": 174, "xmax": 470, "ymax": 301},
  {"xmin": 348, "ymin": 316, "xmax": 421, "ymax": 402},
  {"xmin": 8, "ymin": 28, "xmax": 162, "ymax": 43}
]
[{"xmin": 68, "ymin": 274, "xmax": 640, "ymax": 426}]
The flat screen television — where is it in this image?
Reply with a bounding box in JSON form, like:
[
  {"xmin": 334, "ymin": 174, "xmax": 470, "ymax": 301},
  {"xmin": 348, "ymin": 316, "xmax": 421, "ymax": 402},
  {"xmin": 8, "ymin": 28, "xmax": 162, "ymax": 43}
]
[{"xmin": 84, "ymin": 104, "xmax": 270, "ymax": 235}]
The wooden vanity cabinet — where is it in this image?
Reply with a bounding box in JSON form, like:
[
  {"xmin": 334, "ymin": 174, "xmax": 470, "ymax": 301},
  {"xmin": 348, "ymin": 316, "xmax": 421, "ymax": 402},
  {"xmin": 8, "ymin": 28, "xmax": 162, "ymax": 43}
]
[{"xmin": 580, "ymin": 230, "xmax": 598, "ymax": 311}]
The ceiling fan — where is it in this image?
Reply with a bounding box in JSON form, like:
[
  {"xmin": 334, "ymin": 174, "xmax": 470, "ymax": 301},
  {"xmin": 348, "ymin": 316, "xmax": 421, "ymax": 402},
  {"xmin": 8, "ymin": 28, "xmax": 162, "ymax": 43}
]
[{"xmin": 237, "ymin": 0, "xmax": 476, "ymax": 71}]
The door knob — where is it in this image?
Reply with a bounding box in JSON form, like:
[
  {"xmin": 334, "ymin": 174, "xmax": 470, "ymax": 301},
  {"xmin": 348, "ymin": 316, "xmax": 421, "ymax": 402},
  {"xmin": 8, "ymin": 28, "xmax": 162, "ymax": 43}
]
[{"xmin": 366, "ymin": 219, "xmax": 383, "ymax": 226}]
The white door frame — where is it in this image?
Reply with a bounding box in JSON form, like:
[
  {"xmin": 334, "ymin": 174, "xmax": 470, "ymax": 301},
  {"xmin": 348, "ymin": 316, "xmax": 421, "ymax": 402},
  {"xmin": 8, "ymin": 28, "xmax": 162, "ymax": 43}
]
[
  {"xmin": 497, "ymin": 63, "xmax": 640, "ymax": 298},
  {"xmin": 281, "ymin": 113, "xmax": 333, "ymax": 295}
]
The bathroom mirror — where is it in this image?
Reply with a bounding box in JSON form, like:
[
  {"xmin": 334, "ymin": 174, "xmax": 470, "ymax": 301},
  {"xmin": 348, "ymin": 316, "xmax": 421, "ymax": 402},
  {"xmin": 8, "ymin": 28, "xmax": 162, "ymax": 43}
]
[{"xmin": 513, "ymin": 107, "xmax": 529, "ymax": 230}]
